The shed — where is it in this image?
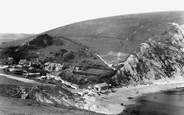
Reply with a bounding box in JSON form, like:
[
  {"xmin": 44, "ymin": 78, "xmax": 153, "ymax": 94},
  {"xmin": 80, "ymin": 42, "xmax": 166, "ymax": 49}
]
[
  {"xmin": 19, "ymin": 59, "xmax": 31, "ymax": 66},
  {"xmin": 19, "ymin": 59, "xmax": 27, "ymax": 65},
  {"xmin": 93, "ymin": 82, "xmax": 109, "ymax": 92}
]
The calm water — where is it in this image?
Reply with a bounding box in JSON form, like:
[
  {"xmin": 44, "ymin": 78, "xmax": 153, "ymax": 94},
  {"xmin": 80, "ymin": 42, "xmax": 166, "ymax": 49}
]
[{"xmin": 128, "ymin": 89, "xmax": 184, "ymax": 115}]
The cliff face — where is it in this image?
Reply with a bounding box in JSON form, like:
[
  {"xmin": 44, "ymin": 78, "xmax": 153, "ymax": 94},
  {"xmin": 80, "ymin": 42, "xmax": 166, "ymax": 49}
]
[
  {"xmin": 1, "ymin": 12, "xmax": 184, "ymax": 114},
  {"xmin": 113, "ymin": 23, "xmax": 184, "ymax": 86}
]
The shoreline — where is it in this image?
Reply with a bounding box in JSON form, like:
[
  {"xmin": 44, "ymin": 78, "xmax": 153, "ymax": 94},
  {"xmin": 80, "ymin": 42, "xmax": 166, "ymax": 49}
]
[
  {"xmin": 1, "ymin": 65, "xmax": 184, "ymax": 114},
  {"xmin": 86, "ymin": 76, "xmax": 184, "ymax": 115}
]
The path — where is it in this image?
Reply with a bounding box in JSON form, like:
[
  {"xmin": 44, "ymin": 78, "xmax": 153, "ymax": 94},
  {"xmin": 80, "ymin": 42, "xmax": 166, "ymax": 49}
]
[{"xmin": 0, "ymin": 73, "xmax": 41, "ymax": 85}]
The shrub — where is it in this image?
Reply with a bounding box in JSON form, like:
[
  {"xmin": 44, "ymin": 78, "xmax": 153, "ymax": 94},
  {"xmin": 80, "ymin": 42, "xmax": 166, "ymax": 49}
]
[
  {"xmin": 29, "ymin": 34, "xmax": 53, "ymax": 48},
  {"xmin": 63, "ymin": 51, "xmax": 75, "ymax": 62}
]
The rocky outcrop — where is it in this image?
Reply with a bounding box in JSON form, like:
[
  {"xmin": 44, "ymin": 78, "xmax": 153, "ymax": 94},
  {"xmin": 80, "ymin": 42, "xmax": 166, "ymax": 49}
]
[
  {"xmin": 33, "ymin": 86, "xmax": 77, "ymax": 106},
  {"xmin": 113, "ymin": 23, "xmax": 184, "ymax": 86},
  {"xmin": 0, "ymin": 84, "xmax": 78, "ymax": 107}
]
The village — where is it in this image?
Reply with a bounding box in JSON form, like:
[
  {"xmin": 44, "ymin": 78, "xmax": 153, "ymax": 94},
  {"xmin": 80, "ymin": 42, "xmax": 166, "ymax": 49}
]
[{"xmin": 3, "ymin": 58, "xmax": 113, "ymax": 97}]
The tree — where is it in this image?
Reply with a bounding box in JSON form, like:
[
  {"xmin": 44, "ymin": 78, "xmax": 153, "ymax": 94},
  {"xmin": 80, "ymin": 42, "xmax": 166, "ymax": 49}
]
[
  {"xmin": 29, "ymin": 34, "xmax": 53, "ymax": 48},
  {"xmin": 63, "ymin": 51, "xmax": 75, "ymax": 62}
]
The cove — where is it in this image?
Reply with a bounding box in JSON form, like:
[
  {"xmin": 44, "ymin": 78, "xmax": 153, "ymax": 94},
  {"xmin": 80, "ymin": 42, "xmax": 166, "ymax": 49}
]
[{"xmin": 123, "ymin": 88, "xmax": 184, "ymax": 115}]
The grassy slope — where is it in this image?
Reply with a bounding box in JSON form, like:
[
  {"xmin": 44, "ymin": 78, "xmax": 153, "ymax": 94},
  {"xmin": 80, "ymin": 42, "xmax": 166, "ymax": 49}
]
[
  {"xmin": 47, "ymin": 11, "xmax": 184, "ymax": 64},
  {"xmin": 47, "ymin": 11, "xmax": 184, "ymax": 52},
  {"xmin": 0, "ymin": 11, "xmax": 184, "ymax": 115},
  {"xmin": 2, "ymin": 11, "xmax": 184, "ymax": 64},
  {"xmin": 0, "ymin": 33, "xmax": 34, "ymax": 45}
]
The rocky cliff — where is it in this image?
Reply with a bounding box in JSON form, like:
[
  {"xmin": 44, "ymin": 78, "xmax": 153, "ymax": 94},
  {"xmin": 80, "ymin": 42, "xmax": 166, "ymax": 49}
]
[
  {"xmin": 0, "ymin": 84, "xmax": 80, "ymax": 107},
  {"xmin": 1, "ymin": 12, "xmax": 184, "ymax": 114},
  {"xmin": 112, "ymin": 23, "xmax": 184, "ymax": 86}
]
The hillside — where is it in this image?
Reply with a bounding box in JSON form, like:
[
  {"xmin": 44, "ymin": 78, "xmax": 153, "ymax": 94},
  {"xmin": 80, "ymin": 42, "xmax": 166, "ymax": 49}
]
[
  {"xmin": 0, "ymin": 33, "xmax": 113, "ymax": 86},
  {"xmin": 1, "ymin": 11, "xmax": 184, "ymax": 114},
  {"xmin": 2, "ymin": 11, "xmax": 184, "ymax": 65},
  {"xmin": 0, "ymin": 33, "xmax": 34, "ymax": 45},
  {"xmin": 49, "ymin": 11, "xmax": 184, "ymax": 65},
  {"xmin": 0, "ymin": 85, "xmax": 100, "ymax": 115}
]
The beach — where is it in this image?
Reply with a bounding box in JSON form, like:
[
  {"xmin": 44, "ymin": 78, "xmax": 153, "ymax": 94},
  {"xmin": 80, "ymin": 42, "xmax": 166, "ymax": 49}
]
[{"xmin": 86, "ymin": 76, "xmax": 184, "ymax": 114}]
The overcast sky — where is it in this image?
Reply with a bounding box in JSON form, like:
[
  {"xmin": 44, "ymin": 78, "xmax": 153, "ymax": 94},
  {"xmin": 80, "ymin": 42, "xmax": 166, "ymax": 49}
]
[{"xmin": 0, "ymin": 0, "xmax": 184, "ymax": 33}]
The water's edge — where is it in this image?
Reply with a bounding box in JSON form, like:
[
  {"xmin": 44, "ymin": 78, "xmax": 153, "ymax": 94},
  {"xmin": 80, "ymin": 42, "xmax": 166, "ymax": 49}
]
[{"xmin": 119, "ymin": 85, "xmax": 184, "ymax": 115}]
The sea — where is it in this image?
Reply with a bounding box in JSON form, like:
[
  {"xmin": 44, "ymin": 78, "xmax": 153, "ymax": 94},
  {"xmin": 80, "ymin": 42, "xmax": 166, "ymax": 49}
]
[{"xmin": 123, "ymin": 88, "xmax": 184, "ymax": 115}]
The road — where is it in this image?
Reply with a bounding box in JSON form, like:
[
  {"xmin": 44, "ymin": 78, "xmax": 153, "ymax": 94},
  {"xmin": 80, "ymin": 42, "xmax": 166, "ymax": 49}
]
[
  {"xmin": 0, "ymin": 67, "xmax": 55, "ymax": 87},
  {"xmin": 0, "ymin": 73, "xmax": 42, "ymax": 85}
]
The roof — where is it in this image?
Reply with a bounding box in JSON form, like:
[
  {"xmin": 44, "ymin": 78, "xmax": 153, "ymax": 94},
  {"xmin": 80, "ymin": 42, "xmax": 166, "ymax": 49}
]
[
  {"xmin": 19, "ymin": 59, "xmax": 27, "ymax": 63},
  {"xmin": 94, "ymin": 82, "xmax": 108, "ymax": 88},
  {"xmin": 44, "ymin": 62, "xmax": 50, "ymax": 65},
  {"xmin": 45, "ymin": 62, "xmax": 62, "ymax": 66}
]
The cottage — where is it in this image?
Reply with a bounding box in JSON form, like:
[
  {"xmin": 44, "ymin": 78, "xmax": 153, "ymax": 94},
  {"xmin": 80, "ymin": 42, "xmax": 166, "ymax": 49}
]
[
  {"xmin": 93, "ymin": 82, "xmax": 109, "ymax": 92},
  {"xmin": 19, "ymin": 59, "xmax": 27, "ymax": 65},
  {"xmin": 8, "ymin": 67, "xmax": 27, "ymax": 75},
  {"xmin": 8, "ymin": 68, "xmax": 22, "ymax": 72},
  {"xmin": 16, "ymin": 64, "xmax": 23, "ymax": 68},
  {"xmin": 23, "ymin": 72, "xmax": 40, "ymax": 78},
  {"xmin": 74, "ymin": 66, "xmax": 80, "ymax": 71},
  {"xmin": 19, "ymin": 59, "xmax": 31, "ymax": 66},
  {"xmin": 44, "ymin": 62, "xmax": 63, "ymax": 72}
]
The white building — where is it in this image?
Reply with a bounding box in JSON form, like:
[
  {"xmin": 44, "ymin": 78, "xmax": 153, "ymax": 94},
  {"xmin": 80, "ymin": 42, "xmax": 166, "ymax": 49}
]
[{"xmin": 93, "ymin": 82, "xmax": 109, "ymax": 92}]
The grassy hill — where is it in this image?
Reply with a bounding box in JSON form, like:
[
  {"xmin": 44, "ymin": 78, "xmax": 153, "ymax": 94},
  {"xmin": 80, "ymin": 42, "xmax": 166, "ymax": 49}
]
[
  {"xmin": 1, "ymin": 11, "xmax": 184, "ymax": 114},
  {"xmin": 2, "ymin": 11, "xmax": 184, "ymax": 65},
  {"xmin": 0, "ymin": 33, "xmax": 34, "ymax": 45},
  {"xmin": 50, "ymin": 11, "xmax": 184, "ymax": 64},
  {"xmin": 1, "ymin": 11, "xmax": 184, "ymax": 85}
]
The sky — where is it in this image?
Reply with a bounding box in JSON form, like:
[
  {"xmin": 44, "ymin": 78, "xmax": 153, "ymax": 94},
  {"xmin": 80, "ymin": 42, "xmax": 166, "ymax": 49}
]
[{"xmin": 0, "ymin": 0, "xmax": 184, "ymax": 33}]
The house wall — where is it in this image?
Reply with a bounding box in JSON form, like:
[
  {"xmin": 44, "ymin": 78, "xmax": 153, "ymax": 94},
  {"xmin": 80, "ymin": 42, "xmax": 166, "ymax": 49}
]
[{"xmin": 94, "ymin": 84, "xmax": 109, "ymax": 92}]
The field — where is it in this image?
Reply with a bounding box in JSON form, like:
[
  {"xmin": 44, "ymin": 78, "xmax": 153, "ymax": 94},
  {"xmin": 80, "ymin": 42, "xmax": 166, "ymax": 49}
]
[{"xmin": 0, "ymin": 33, "xmax": 33, "ymax": 45}]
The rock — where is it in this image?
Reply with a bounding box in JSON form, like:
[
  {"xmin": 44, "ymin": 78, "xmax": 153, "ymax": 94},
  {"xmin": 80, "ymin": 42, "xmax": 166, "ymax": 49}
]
[{"xmin": 113, "ymin": 23, "xmax": 184, "ymax": 87}]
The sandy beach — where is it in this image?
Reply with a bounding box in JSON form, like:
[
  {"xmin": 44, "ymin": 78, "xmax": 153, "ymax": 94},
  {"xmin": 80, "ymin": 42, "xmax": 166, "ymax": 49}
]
[
  {"xmin": 86, "ymin": 76, "xmax": 184, "ymax": 115},
  {"xmin": 1, "ymin": 66, "xmax": 184, "ymax": 115}
]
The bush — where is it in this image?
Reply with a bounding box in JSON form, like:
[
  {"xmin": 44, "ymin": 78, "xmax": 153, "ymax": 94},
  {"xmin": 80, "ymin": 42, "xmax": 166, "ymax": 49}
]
[
  {"xmin": 2, "ymin": 46, "xmax": 29, "ymax": 63},
  {"xmin": 29, "ymin": 34, "xmax": 53, "ymax": 48},
  {"xmin": 63, "ymin": 51, "xmax": 75, "ymax": 62}
]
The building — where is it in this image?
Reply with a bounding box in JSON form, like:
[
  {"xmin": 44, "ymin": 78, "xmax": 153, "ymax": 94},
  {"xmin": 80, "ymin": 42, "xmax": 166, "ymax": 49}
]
[
  {"xmin": 19, "ymin": 59, "xmax": 27, "ymax": 65},
  {"xmin": 23, "ymin": 72, "xmax": 40, "ymax": 77},
  {"xmin": 19, "ymin": 59, "xmax": 31, "ymax": 66},
  {"xmin": 74, "ymin": 66, "xmax": 81, "ymax": 71},
  {"xmin": 8, "ymin": 67, "xmax": 27, "ymax": 75},
  {"xmin": 44, "ymin": 62, "xmax": 63, "ymax": 72},
  {"xmin": 93, "ymin": 82, "xmax": 109, "ymax": 92}
]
